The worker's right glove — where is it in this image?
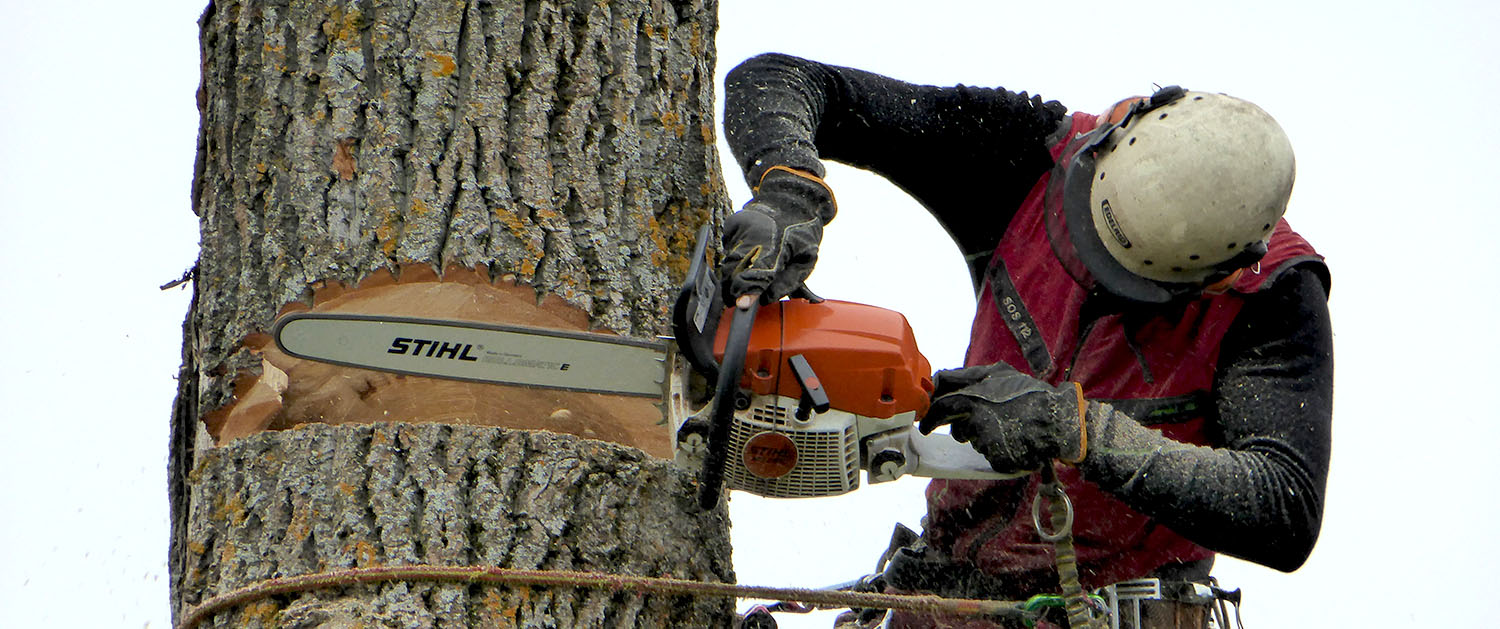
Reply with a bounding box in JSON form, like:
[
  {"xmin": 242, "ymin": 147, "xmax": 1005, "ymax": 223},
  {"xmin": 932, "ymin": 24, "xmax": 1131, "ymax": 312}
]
[
  {"xmin": 720, "ymin": 166, "xmax": 837, "ymax": 304},
  {"xmin": 918, "ymin": 363, "xmax": 1088, "ymax": 472}
]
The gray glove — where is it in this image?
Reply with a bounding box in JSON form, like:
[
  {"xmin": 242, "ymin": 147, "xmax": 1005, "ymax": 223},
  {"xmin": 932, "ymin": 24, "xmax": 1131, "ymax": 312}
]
[
  {"xmin": 918, "ymin": 363, "xmax": 1087, "ymax": 472},
  {"xmin": 721, "ymin": 166, "xmax": 837, "ymax": 303}
]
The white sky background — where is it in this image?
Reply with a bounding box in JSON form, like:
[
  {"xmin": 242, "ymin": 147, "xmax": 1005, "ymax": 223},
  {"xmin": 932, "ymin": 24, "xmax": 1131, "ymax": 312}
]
[{"xmin": 1, "ymin": 1, "xmax": 1496, "ymax": 627}]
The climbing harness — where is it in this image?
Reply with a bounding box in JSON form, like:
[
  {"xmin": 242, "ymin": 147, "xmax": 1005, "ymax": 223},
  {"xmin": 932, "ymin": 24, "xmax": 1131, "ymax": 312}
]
[{"xmin": 802, "ymin": 462, "xmax": 1247, "ymax": 629}]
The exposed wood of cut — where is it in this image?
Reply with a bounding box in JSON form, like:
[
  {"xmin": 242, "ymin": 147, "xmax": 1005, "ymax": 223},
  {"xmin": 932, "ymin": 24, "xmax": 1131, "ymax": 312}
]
[{"xmin": 207, "ymin": 264, "xmax": 673, "ymax": 458}]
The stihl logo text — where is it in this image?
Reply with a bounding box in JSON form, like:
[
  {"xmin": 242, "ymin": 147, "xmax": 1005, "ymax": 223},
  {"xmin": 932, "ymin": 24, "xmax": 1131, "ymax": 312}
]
[{"xmin": 388, "ymin": 337, "xmax": 480, "ymax": 361}]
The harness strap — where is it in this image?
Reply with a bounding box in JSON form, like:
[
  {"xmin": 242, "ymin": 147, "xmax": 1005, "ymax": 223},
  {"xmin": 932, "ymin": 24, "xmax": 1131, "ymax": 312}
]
[{"xmin": 1037, "ymin": 464, "xmax": 1099, "ymax": 628}]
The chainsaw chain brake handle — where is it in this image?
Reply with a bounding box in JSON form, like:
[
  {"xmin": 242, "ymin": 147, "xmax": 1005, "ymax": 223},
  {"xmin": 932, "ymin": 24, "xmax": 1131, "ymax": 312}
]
[{"xmin": 671, "ymin": 225, "xmax": 727, "ymax": 384}]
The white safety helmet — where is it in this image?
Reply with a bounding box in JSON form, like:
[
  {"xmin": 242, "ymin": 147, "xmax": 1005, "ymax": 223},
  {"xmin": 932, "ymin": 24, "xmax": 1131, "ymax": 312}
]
[{"xmin": 1050, "ymin": 86, "xmax": 1296, "ymax": 303}]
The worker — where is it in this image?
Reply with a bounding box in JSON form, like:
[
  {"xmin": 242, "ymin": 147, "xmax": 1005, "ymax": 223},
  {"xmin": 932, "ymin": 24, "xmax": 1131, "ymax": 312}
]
[{"xmin": 718, "ymin": 53, "xmax": 1333, "ymax": 629}]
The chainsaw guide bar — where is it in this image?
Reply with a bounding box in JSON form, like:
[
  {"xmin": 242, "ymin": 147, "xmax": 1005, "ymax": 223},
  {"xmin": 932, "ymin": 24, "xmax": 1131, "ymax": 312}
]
[{"xmin": 272, "ymin": 312, "xmax": 669, "ymax": 398}]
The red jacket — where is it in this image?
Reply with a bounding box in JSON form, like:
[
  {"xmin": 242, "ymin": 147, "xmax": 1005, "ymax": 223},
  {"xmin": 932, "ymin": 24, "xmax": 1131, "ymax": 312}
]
[{"xmin": 923, "ymin": 113, "xmax": 1323, "ymax": 590}]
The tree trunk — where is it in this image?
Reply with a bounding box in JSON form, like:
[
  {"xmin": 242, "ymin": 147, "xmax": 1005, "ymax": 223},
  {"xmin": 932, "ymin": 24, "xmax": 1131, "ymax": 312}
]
[{"xmin": 170, "ymin": 0, "xmax": 734, "ymax": 625}]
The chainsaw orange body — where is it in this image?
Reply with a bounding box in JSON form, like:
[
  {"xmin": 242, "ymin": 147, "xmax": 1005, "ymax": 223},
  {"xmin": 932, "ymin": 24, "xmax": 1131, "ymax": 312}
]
[{"xmin": 715, "ymin": 299, "xmax": 934, "ymax": 423}]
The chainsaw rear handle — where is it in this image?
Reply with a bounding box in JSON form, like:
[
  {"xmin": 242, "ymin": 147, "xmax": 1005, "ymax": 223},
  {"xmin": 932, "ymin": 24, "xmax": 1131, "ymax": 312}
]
[{"xmin": 697, "ymin": 299, "xmax": 759, "ymax": 510}]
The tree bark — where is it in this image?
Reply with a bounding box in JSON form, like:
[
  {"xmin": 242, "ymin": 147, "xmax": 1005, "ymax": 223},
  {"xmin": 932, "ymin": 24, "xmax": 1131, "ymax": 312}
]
[
  {"xmin": 182, "ymin": 423, "xmax": 732, "ymax": 627},
  {"xmin": 171, "ymin": 0, "xmax": 733, "ymax": 625}
]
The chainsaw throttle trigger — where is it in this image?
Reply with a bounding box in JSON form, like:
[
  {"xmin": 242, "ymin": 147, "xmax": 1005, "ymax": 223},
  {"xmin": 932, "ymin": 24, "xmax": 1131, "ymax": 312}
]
[{"xmin": 788, "ymin": 354, "xmax": 830, "ymax": 420}]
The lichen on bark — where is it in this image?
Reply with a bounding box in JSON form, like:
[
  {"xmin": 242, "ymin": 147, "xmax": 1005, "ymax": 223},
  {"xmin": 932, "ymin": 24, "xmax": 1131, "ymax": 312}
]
[
  {"xmin": 183, "ymin": 423, "xmax": 734, "ymax": 627},
  {"xmin": 191, "ymin": 0, "xmax": 727, "ymax": 414},
  {"xmin": 174, "ymin": 0, "xmax": 735, "ymax": 624}
]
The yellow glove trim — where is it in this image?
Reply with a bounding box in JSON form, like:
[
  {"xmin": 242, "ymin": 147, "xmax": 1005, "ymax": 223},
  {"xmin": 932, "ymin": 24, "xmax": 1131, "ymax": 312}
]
[
  {"xmin": 1058, "ymin": 382, "xmax": 1088, "ymax": 465},
  {"xmin": 755, "ymin": 164, "xmax": 838, "ymax": 212}
]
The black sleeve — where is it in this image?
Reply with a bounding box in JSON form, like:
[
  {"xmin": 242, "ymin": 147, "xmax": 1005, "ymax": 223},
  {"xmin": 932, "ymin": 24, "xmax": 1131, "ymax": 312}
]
[
  {"xmin": 723, "ymin": 53, "xmax": 1068, "ymax": 263},
  {"xmin": 1079, "ymin": 265, "xmax": 1334, "ymax": 571}
]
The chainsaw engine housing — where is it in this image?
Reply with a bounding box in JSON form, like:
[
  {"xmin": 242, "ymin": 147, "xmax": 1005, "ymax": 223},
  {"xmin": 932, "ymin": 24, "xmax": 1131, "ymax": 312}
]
[{"xmin": 673, "ymin": 299, "xmax": 934, "ymax": 498}]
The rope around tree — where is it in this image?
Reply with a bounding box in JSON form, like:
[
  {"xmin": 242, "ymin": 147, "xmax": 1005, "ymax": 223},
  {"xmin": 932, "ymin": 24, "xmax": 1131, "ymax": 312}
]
[{"xmin": 177, "ymin": 564, "xmax": 1031, "ymax": 629}]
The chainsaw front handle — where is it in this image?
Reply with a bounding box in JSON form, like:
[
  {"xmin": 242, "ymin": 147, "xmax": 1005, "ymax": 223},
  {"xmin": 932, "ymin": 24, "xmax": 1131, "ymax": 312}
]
[{"xmin": 697, "ymin": 300, "xmax": 759, "ymax": 510}]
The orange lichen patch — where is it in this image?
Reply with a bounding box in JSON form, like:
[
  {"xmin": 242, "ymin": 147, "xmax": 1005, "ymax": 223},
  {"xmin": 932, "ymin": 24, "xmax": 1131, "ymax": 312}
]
[
  {"xmin": 374, "ymin": 213, "xmax": 400, "ymax": 257},
  {"xmin": 411, "ymin": 197, "xmax": 432, "ymax": 217},
  {"xmin": 658, "ymin": 111, "xmax": 686, "ymax": 138},
  {"xmin": 492, "ymin": 207, "xmax": 545, "ymax": 277},
  {"xmin": 689, "ymin": 22, "xmax": 705, "ymax": 57},
  {"xmin": 647, "ymin": 214, "xmax": 669, "ymax": 267},
  {"xmin": 240, "ymin": 600, "xmax": 282, "ymax": 627},
  {"xmin": 479, "ymin": 587, "xmax": 524, "ymax": 627},
  {"xmin": 323, "ymin": 6, "xmax": 363, "ymax": 44},
  {"xmin": 286, "ymin": 504, "xmax": 313, "ymax": 543},
  {"xmin": 425, "ymin": 51, "xmax": 457, "ymax": 77},
  {"xmin": 219, "ymin": 539, "xmax": 237, "ymax": 566},
  {"xmin": 649, "ymin": 204, "xmax": 711, "ymax": 282},
  {"xmin": 493, "ymin": 207, "xmax": 529, "ymax": 237},
  {"xmin": 348, "ymin": 540, "xmax": 381, "ymax": 567},
  {"xmin": 207, "ymin": 264, "xmax": 672, "ymax": 458},
  {"xmin": 212, "ymin": 492, "xmax": 248, "ymax": 525}
]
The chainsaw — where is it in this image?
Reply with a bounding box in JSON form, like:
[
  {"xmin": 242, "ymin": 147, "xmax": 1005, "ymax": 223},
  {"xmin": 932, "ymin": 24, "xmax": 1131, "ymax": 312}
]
[
  {"xmin": 668, "ymin": 226, "xmax": 1020, "ymax": 508},
  {"xmin": 272, "ymin": 226, "xmax": 1017, "ymax": 508}
]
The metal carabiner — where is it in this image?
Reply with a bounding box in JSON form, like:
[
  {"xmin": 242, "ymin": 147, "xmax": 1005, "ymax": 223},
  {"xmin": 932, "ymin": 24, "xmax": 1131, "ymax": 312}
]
[{"xmin": 1031, "ymin": 482, "xmax": 1074, "ymax": 543}]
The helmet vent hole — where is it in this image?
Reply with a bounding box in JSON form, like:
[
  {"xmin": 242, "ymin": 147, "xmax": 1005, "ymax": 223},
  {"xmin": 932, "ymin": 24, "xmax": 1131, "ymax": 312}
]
[
  {"xmin": 1099, "ymin": 172, "xmax": 1106, "ymax": 181},
  {"xmin": 1193, "ymin": 95, "xmax": 1205, "ymax": 101},
  {"xmin": 1189, "ymin": 254, "xmax": 1200, "ymax": 261},
  {"xmin": 1171, "ymin": 266, "xmax": 1184, "ymax": 272},
  {"xmin": 1128, "ymin": 137, "xmax": 1137, "ymax": 146},
  {"xmin": 1262, "ymin": 223, "xmax": 1271, "ymax": 231},
  {"xmin": 1158, "ymin": 113, "xmax": 1168, "ymax": 120},
  {"xmin": 1227, "ymin": 242, "xmax": 1237, "ymax": 249},
  {"xmin": 1143, "ymin": 260, "xmax": 1154, "ymax": 266}
]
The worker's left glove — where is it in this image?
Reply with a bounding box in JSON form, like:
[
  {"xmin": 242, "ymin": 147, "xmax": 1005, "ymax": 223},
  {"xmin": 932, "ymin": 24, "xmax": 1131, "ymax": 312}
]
[
  {"xmin": 918, "ymin": 363, "xmax": 1088, "ymax": 472},
  {"xmin": 720, "ymin": 166, "xmax": 837, "ymax": 304}
]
